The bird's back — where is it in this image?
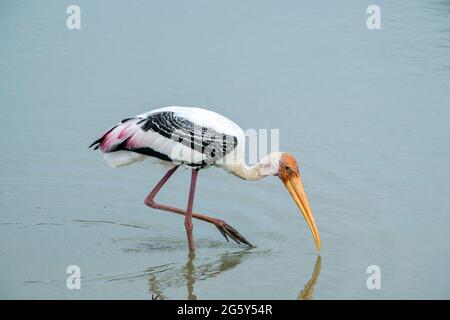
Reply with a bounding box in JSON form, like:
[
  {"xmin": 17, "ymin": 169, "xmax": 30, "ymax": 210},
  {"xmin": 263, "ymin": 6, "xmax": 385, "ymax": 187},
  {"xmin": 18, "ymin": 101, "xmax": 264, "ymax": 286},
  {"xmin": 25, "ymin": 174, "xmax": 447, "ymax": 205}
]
[{"xmin": 90, "ymin": 106, "xmax": 245, "ymax": 168}]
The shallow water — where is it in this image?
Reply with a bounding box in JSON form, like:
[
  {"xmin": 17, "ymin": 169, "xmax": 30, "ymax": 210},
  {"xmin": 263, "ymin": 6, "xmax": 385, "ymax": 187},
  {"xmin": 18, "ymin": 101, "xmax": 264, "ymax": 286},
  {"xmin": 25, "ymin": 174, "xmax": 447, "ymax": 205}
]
[{"xmin": 1, "ymin": 0, "xmax": 450, "ymax": 299}]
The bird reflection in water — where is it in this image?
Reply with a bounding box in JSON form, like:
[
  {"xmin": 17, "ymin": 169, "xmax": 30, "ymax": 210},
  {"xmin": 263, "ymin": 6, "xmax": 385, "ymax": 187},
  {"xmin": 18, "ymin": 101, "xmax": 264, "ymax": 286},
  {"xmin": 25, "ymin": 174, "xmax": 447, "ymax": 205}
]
[
  {"xmin": 185, "ymin": 251, "xmax": 197, "ymax": 300},
  {"xmin": 147, "ymin": 250, "xmax": 321, "ymax": 300},
  {"xmin": 147, "ymin": 253, "xmax": 199, "ymax": 300},
  {"xmin": 298, "ymin": 255, "xmax": 321, "ymax": 300},
  {"xmin": 147, "ymin": 248, "xmax": 254, "ymax": 300}
]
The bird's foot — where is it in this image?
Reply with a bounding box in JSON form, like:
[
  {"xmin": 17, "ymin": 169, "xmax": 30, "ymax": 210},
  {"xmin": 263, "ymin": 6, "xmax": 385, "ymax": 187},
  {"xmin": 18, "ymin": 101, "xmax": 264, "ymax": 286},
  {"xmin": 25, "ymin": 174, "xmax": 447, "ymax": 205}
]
[{"xmin": 214, "ymin": 220, "xmax": 253, "ymax": 247}]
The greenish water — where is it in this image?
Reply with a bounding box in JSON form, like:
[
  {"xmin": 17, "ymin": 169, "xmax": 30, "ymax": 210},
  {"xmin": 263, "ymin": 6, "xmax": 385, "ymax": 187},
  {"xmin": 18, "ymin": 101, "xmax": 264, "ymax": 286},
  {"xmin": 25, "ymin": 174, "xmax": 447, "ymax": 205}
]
[{"xmin": 1, "ymin": 0, "xmax": 450, "ymax": 299}]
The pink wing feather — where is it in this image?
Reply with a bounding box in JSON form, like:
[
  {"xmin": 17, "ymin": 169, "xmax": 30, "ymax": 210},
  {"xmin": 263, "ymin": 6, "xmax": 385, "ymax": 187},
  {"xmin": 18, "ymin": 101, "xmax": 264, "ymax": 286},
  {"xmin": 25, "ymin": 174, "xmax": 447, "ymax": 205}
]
[{"xmin": 90, "ymin": 118, "xmax": 144, "ymax": 152}]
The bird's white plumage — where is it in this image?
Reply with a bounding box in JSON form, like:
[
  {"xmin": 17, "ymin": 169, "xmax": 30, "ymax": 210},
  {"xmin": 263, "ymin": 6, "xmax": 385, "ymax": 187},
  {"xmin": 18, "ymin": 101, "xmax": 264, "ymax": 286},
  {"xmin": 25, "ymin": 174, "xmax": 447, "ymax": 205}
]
[
  {"xmin": 104, "ymin": 150, "xmax": 145, "ymax": 168},
  {"xmin": 138, "ymin": 106, "xmax": 243, "ymax": 137},
  {"xmin": 98, "ymin": 106, "xmax": 246, "ymax": 169}
]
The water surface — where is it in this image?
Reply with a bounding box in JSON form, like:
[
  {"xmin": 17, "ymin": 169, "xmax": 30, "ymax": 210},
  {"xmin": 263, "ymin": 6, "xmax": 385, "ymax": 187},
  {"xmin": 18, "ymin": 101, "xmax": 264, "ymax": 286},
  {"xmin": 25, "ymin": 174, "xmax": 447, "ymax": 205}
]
[{"xmin": 1, "ymin": 0, "xmax": 450, "ymax": 299}]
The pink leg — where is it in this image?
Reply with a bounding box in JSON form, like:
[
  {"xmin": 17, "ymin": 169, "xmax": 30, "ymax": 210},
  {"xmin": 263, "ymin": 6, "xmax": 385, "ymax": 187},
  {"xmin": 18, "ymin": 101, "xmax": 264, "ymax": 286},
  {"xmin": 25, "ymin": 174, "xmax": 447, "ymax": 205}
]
[
  {"xmin": 144, "ymin": 166, "xmax": 252, "ymax": 247},
  {"xmin": 185, "ymin": 169, "xmax": 198, "ymax": 251},
  {"xmin": 145, "ymin": 165, "xmax": 179, "ymax": 201}
]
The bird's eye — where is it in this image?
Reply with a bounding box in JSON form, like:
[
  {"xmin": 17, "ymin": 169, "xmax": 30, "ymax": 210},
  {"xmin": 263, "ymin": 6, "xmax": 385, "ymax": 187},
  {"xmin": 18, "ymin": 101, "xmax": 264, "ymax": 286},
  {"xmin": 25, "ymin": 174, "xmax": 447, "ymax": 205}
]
[{"xmin": 285, "ymin": 166, "xmax": 290, "ymax": 170}]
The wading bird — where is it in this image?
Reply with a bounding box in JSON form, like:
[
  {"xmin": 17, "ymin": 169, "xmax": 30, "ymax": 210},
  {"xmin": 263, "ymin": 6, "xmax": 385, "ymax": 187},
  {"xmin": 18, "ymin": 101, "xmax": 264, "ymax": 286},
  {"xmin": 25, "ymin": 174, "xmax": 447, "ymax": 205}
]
[{"xmin": 89, "ymin": 106, "xmax": 320, "ymax": 252}]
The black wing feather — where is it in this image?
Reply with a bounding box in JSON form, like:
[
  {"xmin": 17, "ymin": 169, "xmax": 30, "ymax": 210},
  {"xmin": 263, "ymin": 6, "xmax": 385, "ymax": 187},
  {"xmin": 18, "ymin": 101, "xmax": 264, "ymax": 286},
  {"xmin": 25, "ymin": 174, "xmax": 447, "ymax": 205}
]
[
  {"xmin": 89, "ymin": 112, "xmax": 238, "ymax": 169},
  {"xmin": 140, "ymin": 112, "xmax": 237, "ymax": 167}
]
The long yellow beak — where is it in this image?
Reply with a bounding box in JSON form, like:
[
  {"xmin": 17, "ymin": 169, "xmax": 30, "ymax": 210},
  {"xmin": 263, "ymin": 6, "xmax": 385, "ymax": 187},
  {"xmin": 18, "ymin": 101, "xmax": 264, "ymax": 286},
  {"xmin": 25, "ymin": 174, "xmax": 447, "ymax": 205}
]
[{"xmin": 283, "ymin": 175, "xmax": 321, "ymax": 251}]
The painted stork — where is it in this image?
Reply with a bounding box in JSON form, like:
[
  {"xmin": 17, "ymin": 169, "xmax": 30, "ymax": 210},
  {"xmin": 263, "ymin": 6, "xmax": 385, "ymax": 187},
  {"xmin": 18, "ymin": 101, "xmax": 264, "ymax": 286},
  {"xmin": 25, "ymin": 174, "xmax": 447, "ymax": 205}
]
[{"xmin": 89, "ymin": 106, "xmax": 320, "ymax": 252}]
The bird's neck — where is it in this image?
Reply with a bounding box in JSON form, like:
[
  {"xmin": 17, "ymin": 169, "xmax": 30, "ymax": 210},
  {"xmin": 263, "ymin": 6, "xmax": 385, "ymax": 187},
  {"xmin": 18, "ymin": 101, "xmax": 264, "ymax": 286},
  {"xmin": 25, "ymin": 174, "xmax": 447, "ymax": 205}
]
[{"xmin": 225, "ymin": 162, "xmax": 264, "ymax": 181}]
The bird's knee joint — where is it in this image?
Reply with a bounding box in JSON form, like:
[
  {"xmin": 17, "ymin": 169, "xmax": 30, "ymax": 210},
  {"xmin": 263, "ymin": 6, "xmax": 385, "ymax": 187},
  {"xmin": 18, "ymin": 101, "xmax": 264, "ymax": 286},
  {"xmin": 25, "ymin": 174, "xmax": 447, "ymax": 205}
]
[
  {"xmin": 144, "ymin": 198, "xmax": 157, "ymax": 208},
  {"xmin": 184, "ymin": 221, "xmax": 193, "ymax": 231}
]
